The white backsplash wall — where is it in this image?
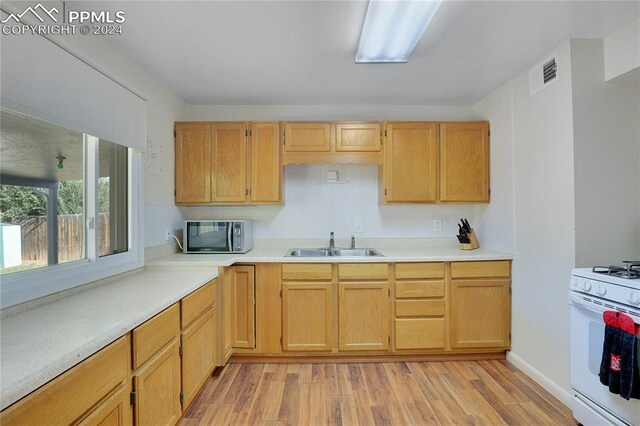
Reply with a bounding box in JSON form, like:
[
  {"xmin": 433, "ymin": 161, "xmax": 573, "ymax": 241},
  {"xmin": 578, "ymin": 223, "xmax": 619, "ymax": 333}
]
[
  {"xmin": 144, "ymin": 205, "xmax": 185, "ymax": 248},
  {"xmin": 182, "ymin": 164, "xmax": 474, "ymax": 240}
]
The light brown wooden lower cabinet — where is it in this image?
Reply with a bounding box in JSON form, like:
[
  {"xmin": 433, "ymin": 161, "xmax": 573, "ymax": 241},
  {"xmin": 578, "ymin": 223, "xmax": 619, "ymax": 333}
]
[
  {"xmin": 0, "ymin": 335, "xmax": 130, "ymax": 426},
  {"xmin": 231, "ymin": 265, "xmax": 255, "ymax": 349},
  {"xmin": 282, "ymin": 282, "xmax": 333, "ymax": 351},
  {"xmin": 338, "ymin": 282, "xmax": 389, "ymax": 351},
  {"xmin": 77, "ymin": 383, "xmax": 133, "ymax": 426},
  {"xmin": 181, "ymin": 307, "xmax": 217, "ymax": 409},
  {"xmin": 133, "ymin": 338, "xmax": 182, "ymax": 426},
  {"xmin": 221, "ymin": 267, "xmax": 233, "ymax": 364},
  {"xmin": 450, "ymin": 279, "xmax": 511, "ymax": 349}
]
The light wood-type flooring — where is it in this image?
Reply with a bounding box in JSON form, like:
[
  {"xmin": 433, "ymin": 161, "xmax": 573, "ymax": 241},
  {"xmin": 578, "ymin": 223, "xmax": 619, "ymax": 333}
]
[{"xmin": 179, "ymin": 361, "xmax": 576, "ymax": 425}]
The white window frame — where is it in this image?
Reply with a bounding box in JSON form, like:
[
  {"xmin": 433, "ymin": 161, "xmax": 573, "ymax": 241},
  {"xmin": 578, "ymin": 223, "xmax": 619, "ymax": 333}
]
[{"xmin": 0, "ymin": 131, "xmax": 144, "ymax": 309}]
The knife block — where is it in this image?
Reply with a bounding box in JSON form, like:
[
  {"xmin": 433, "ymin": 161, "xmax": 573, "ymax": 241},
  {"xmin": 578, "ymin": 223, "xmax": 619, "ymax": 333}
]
[{"xmin": 459, "ymin": 229, "xmax": 480, "ymax": 250}]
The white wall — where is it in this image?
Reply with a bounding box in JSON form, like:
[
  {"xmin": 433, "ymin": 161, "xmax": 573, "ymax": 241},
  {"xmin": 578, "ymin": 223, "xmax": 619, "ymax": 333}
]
[
  {"xmin": 49, "ymin": 33, "xmax": 189, "ymax": 248},
  {"xmin": 473, "ymin": 41, "xmax": 576, "ymax": 403},
  {"xmin": 604, "ymin": 17, "xmax": 640, "ymax": 81},
  {"xmin": 183, "ymin": 164, "xmax": 474, "ymax": 240},
  {"xmin": 511, "ymin": 40, "xmax": 576, "ymax": 402},
  {"xmin": 187, "ymin": 105, "xmax": 477, "ymax": 121},
  {"xmin": 571, "ymin": 39, "xmax": 640, "ymax": 266},
  {"xmin": 472, "ymin": 82, "xmax": 515, "ymax": 253},
  {"xmin": 184, "ymin": 105, "xmax": 481, "ymax": 240}
]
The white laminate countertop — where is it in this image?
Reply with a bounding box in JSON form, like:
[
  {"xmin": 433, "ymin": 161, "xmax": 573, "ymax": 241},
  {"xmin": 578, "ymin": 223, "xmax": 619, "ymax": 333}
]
[
  {"xmin": 0, "ymin": 266, "xmax": 218, "ymax": 410},
  {"xmin": 147, "ymin": 243, "xmax": 513, "ymax": 267}
]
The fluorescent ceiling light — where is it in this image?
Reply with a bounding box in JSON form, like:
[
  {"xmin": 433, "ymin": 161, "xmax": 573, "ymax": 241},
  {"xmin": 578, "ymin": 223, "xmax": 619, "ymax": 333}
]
[{"xmin": 355, "ymin": 0, "xmax": 442, "ymax": 63}]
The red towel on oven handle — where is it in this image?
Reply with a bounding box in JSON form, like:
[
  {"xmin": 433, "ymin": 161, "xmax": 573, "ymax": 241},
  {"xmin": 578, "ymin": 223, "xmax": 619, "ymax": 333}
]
[
  {"xmin": 604, "ymin": 310, "xmax": 640, "ymax": 336},
  {"xmin": 599, "ymin": 311, "xmax": 640, "ymax": 400}
]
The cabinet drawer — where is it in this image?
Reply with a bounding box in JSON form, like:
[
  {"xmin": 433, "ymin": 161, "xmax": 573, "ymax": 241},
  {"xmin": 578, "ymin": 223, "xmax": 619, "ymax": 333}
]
[
  {"xmin": 395, "ymin": 263, "xmax": 444, "ymax": 279},
  {"xmin": 395, "ymin": 281, "xmax": 444, "ymax": 299},
  {"xmin": 0, "ymin": 335, "xmax": 130, "ymax": 426},
  {"xmin": 338, "ymin": 263, "xmax": 388, "ymax": 280},
  {"xmin": 133, "ymin": 303, "xmax": 180, "ymax": 369},
  {"xmin": 451, "ymin": 261, "xmax": 511, "ymax": 278},
  {"xmin": 395, "ymin": 300, "xmax": 444, "ymax": 317},
  {"xmin": 395, "ymin": 318, "xmax": 445, "ymax": 350},
  {"xmin": 282, "ymin": 264, "xmax": 332, "ymax": 280},
  {"xmin": 182, "ymin": 279, "xmax": 216, "ymax": 328}
]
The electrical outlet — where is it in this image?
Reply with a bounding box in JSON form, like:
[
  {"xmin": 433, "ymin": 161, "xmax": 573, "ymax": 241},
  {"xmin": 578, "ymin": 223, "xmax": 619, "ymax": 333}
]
[
  {"xmin": 433, "ymin": 219, "xmax": 442, "ymax": 232},
  {"xmin": 354, "ymin": 219, "xmax": 363, "ymax": 233},
  {"xmin": 164, "ymin": 227, "xmax": 171, "ymax": 241}
]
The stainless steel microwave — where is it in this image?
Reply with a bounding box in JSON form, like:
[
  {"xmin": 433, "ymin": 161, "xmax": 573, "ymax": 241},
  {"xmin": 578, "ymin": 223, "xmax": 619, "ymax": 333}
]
[{"xmin": 183, "ymin": 220, "xmax": 254, "ymax": 254}]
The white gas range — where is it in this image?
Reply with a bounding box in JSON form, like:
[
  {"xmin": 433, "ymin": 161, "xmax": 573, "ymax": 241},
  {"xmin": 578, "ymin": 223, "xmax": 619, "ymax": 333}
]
[{"xmin": 570, "ymin": 262, "xmax": 640, "ymax": 426}]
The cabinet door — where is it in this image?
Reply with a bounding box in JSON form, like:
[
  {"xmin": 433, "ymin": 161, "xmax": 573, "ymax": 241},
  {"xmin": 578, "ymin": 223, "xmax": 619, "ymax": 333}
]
[
  {"xmin": 211, "ymin": 123, "xmax": 247, "ymax": 203},
  {"xmin": 335, "ymin": 122, "xmax": 381, "ymax": 152},
  {"xmin": 231, "ymin": 266, "xmax": 255, "ymax": 348},
  {"xmin": 76, "ymin": 383, "xmax": 132, "ymax": 426},
  {"xmin": 450, "ymin": 279, "xmax": 510, "ymax": 349},
  {"xmin": 249, "ymin": 122, "xmax": 281, "ymax": 203},
  {"xmin": 338, "ymin": 283, "xmax": 389, "ymax": 351},
  {"xmin": 133, "ymin": 339, "xmax": 181, "ymax": 426},
  {"xmin": 440, "ymin": 122, "xmax": 489, "ymax": 202},
  {"xmin": 384, "ymin": 122, "xmax": 438, "ymax": 202},
  {"xmin": 282, "ymin": 282, "xmax": 333, "ymax": 351},
  {"xmin": 181, "ymin": 308, "xmax": 217, "ymax": 410},
  {"xmin": 175, "ymin": 124, "xmax": 211, "ymax": 204},
  {"xmin": 221, "ymin": 269, "xmax": 233, "ymax": 364},
  {"xmin": 283, "ymin": 122, "xmax": 331, "ymax": 152}
]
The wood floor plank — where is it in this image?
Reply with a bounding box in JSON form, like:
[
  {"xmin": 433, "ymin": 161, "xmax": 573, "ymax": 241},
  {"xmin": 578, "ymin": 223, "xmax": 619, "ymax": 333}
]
[
  {"xmin": 177, "ymin": 360, "xmax": 576, "ymax": 426},
  {"xmin": 278, "ymin": 373, "xmax": 301, "ymax": 423}
]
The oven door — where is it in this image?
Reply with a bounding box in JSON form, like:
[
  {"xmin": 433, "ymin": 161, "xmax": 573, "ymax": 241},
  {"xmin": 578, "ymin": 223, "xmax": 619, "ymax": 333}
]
[
  {"xmin": 569, "ymin": 292, "xmax": 640, "ymax": 425},
  {"xmin": 184, "ymin": 221, "xmax": 232, "ymax": 253}
]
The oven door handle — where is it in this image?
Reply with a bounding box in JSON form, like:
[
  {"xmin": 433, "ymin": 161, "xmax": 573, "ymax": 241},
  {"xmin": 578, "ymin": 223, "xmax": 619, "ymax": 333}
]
[
  {"xmin": 570, "ymin": 292, "xmax": 640, "ymax": 319},
  {"xmin": 570, "ymin": 293, "xmax": 606, "ymax": 316}
]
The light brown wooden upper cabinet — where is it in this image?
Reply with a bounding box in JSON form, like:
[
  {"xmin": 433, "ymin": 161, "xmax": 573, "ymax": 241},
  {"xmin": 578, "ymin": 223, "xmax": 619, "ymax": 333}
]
[
  {"xmin": 249, "ymin": 122, "xmax": 281, "ymax": 203},
  {"xmin": 211, "ymin": 122, "xmax": 247, "ymax": 203},
  {"xmin": 283, "ymin": 122, "xmax": 331, "ymax": 152},
  {"xmin": 175, "ymin": 122, "xmax": 281, "ymax": 205},
  {"xmin": 440, "ymin": 122, "xmax": 490, "ymax": 202},
  {"xmin": 383, "ymin": 122, "xmax": 438, "ymax": 203},
  {"xmin": 175, "ymin": 123, "xmax": 211, "ymax": 204},
  {"xmin": 335, "ymin": 122, "xmax": 382, "ymax": 152}
]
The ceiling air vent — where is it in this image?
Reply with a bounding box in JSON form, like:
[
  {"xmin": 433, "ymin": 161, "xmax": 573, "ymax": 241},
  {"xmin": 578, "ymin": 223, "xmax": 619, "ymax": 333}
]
[{"xmin": 529, "ymin": 51, "xmax": 559, "ymax": 96}]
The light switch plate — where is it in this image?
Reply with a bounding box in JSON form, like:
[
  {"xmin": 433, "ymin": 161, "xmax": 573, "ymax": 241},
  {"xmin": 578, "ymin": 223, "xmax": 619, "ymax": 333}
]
[
  {"xmin": 433, "ymin": 219, "xmax": 442, "ymax": 232},
  {"xmin": 354, "ymin": 219, "xmax": 363, "ymax": 233}
]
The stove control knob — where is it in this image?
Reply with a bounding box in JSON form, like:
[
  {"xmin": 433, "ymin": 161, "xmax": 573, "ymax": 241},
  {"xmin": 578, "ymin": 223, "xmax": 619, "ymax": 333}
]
[
  {"xmin": 581, "ymin": 280, "xmax": 592, "ymax": 292},
  {"xmin": 629, "ymin": 291, "xmax": 640, "ymax": 306},
  {"xmin": 596, "ymin": 283, "xmax": 607, "ymax": 296}
]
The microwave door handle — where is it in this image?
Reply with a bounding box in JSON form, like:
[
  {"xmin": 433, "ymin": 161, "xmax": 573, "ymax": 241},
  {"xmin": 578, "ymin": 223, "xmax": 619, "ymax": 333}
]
[{"xmin": 227, "ymin": 224, "xmax": 233, "ymax": 252}]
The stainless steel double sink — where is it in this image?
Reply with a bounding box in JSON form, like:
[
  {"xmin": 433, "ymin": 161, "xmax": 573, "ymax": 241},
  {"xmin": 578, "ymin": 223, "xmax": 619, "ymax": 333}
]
[{"xmin": 286, "ymin": 248, "xmax": 383, "ymax": 257}]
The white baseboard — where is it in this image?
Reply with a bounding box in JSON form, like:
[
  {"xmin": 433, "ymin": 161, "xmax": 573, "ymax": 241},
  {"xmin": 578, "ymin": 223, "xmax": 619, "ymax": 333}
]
[{"xmin": 506, "ymin": 351, "xmax": 572, "ymax": 407}]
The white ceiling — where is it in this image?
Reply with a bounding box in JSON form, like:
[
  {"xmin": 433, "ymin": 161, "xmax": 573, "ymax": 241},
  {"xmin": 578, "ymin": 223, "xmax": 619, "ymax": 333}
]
[{"xmin": 86, "ymin": 1, "xmax": 638, "ymax": 105}]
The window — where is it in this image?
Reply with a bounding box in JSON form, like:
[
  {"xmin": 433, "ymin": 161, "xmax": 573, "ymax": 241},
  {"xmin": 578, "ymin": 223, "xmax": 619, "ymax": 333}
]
[
  {"xmin": 0, "ymin": 108, "xmax": 86, "ymax": 273},
  {"xmin": 0, "ymin": 107, "xmax": 142, "ymax": 307},
  {"xmin": 98, "ymin": 140, "xmax": 128, "ymax": 257}
]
